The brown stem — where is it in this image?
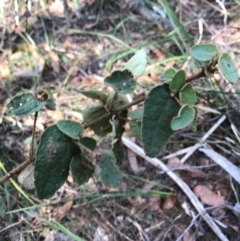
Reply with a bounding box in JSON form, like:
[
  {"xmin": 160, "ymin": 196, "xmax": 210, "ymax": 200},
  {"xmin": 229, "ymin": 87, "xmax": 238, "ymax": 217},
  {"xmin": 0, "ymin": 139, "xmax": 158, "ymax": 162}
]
[
  {"xmin": 0, "ymin": 67, "xmax": 218, "ymax": 185},
  {"xmin": 29, "ymin": 112, "xmax": 38, "ymax": 158},
  {"xmin": 186, "ymin": 66, "xmax": 218, "ymax": 83},
  {"xmin": 0, "ymin": 156, "xmax": 35, "ymax": 185}
]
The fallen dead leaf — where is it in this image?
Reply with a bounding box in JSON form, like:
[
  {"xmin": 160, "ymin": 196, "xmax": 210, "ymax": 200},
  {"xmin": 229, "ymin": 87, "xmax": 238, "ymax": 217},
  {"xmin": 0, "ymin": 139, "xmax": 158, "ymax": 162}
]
[
  {"xmin": 54, "ymin": 199, "xmax": 74, "ymax": 221},
  {"xmin": 194, "ymin": 185, "xmax": 225, "ymax": 206},
  {"xmin": 163, "ymin": 195, "xmax": 177, "ymax": 210},
  {"xmin": 18, "ymin": 163, "xmax": 35, "ymax": 190},
  {"xmin": 149, "ymin": 45, "xmax": 165, "ymax": 61},
  {"xmin": 174, "ymin": 224, "xmax": 196, "ymax": 241}
]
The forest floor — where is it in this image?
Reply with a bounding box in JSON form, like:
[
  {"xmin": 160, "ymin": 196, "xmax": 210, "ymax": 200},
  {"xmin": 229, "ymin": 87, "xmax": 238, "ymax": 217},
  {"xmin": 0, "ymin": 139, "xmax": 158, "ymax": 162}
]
[{"xmin": 1, "ymin": 0, "xmax": 240, "ymax": 240}]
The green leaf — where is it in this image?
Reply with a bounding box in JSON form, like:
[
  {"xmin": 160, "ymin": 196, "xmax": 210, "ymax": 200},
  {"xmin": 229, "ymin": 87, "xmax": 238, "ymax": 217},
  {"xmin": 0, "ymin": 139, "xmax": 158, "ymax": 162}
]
[
  {"xmin": 163, "ymin": 68, "xmax": 176, "ymax": 82},
  {"xmin": 45, "ymin": 99, "xmax": 56, "ymax": 110},
  {"xmin": 70, "ymin": 154, "xmax": 94, "ymax": 185},
  {"xmin": 169, "ymin": 70, "xmax": 186, "ymax": 92},
  {"xmin": 106, "ymin": 91, "xmax": 129, "ymax": 110},
  {"xmin": 6, "ymin": 93, "xmax": 46, "ymax": 116},
  {"xmin": 142, "ymin": 83, "xmax": 180, "ymax": 157},
  {"xmin": 128, "ymin": 108, "xmax": 143, "ymax": 120},
  {"xmin": 79, "ymin": 90, "xmax": 108, "ymax": 101},
  {"xmin": 110, "ymin": 112, "xmax": 127, "ymax": 164},
  {"xmin": 171, "ymin": 105, "xmax": 196, "ymax": 131},
  {"xmin": 190, "ymin": 44, "xmax": 218, "ymax": 67},
  {"xmin": 42, "ymin": 87, "xmax": 56, "ymax": 110},
  {"xmin": 129, "ymin": 120, "xmax": 142, "ymax": 141},
  {"xmin": 78, "ymin": 140, "xmax": 95, "ymax": 164},
  {"xmin": 104, "ymin": 70, "xmax": 136, "ymax": 94},
  {"xmin": 99, "ymin": 152, "xmax": 122, "ymax": 187},
  {"xmin": 80, "ymin": 137, "xmax": 97, "ymax": 151},
  {"xmin": 124, "ymin": 48, "xmax": 148, "ymax": 77},
  {"xmin": 179, "ymin": 84, "xmax": 197, "ymax": 105},
  {"xmin": 189, "ymin": 106, "xmax": 198, "ymax": 131},
  {"xmin": 35, "ymin": 125, "xmax": 79, "ymax": 199},
  {"xmin": 218, "ymin": 53, "xmax": 239, "ymax": 83},
  {"xmin": 18, "ymin": 163, "xmax": 35, "ymax": 190},
  {"xmin": 57, "ymin": 120, "xmax": 84, "ymax": 140},
  {"xmin": 82, "ymin": 103, "xmax": 112, "ymax": 136}
]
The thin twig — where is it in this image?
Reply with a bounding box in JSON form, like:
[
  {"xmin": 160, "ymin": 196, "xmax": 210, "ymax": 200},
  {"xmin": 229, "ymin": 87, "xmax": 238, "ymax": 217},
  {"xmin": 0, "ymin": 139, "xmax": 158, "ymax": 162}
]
[
  {"xmin": 180, "ymin": 115, "xmax": 226, "ymax": 163},
  {"xmin": 186, "ymin": 66, "xmax": 218, "ymax": 83}
]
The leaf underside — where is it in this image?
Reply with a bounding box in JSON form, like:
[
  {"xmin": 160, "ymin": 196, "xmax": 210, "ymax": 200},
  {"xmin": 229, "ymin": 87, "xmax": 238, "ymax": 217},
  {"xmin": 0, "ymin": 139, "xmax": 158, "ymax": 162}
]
[
  {"xmin": 171, "ymin": 105, "xmax": 196, "ymax": 130},
  {"xmin": 124, "ymin": 48, "xmax": 148, "ymax": 77},
  {"xmin": 218, "ymin": 53, "xmax": 239, "ymax": 83}
]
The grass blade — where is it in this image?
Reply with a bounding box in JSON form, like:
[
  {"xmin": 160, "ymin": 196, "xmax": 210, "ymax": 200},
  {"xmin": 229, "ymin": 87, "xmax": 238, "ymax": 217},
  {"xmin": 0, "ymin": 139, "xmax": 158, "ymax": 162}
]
[{"xmin": 158, "ymin": 0, "xmax": 194, "ymax": 49}]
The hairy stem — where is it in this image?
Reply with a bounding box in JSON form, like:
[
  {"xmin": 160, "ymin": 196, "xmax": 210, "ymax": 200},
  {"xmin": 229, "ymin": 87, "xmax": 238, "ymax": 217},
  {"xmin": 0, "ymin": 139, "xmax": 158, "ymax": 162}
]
[{"xmin": 186, "ymin": 66, "xmax": 218, "ymax": 83}]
